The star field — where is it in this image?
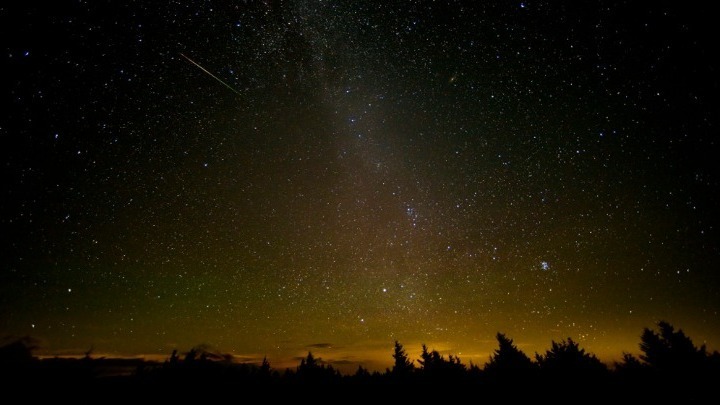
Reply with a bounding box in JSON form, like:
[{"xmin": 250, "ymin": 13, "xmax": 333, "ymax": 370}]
[{"xmin": 1, "ymin": 1, "xmax": 718, "ymax": 370}]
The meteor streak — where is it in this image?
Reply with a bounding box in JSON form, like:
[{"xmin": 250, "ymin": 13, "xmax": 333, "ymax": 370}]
[{"xmin": 180, "ymin": 53, "xmax": 242, "ymax": 96}]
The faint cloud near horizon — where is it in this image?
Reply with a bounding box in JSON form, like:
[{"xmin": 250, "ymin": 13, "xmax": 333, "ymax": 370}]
[{"xmin": 305, "ymin": 343, "xmax": 335, "ymax": 349}]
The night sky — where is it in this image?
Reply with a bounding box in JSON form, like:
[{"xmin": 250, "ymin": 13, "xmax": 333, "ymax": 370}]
[{"xmin": 2, "ymin": 1, "xmax": 718, "ymax": 371}]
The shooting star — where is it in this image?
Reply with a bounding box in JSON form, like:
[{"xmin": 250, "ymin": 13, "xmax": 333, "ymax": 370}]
[{"xmin": 180, "ymin": 53, "xmax": 242, "ymax": 96}]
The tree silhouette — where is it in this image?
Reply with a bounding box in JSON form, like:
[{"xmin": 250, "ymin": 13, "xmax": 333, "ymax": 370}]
[
  {"xmin": 417, "ymin": 344, "xmax": 466, "ymax": 380},
  {"xmin": 168, "ymin": 349, "xmax": 180, "ymax": 365},
  {"xmin": 391, "ymin": 341, "xmax": 414, "ymax": 376},
  {"xmin": 615, "ymin": 352, "xmax": 645, "ymax": 372},
  {"xmin": 535, "ymin": 337, "xmax": 607, "ymax": 376},
  {"xmin": 355, "ymin": 365, "xmax": 370, "ymax": 378},
  {"xmin": 485, "ymin": 333, "xmax": 534, "ymax": 376},
  {"xmin": 184, "ymin": 348, "xmax": 199, "ymax": 363},
  {"xmin": 300, "ymin": 351, "xmax": 318, "ymax": 369},
  {"xmin": 2, "ymin": 323, "xmax": 718, "ymax": 393},
  {"xmin": 259, "ymin": 356, "xmax": 271, "ymax": 376},
  {"xmin": 296, "ymin": 351, "xmax": 340, "ymax": 382},
  {"xmin": 418, "ymin": 344, "xmax": 440, "ymax": 375},
  {"xmin": 639, "ymin": 321, "xmax": 706, "ymax": 372},
  {"xmin": 0, "ymin": 337, "xmax": 36, "ymax": 367}
]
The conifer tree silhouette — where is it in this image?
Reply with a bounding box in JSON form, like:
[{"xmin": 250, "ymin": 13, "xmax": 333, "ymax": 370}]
[
  {"xmin": 485, "ymin": 333, "xmax": 534, "ymax": 375},
  {"xmin": 535, "ymin": 337, "xmax": 606, "ymax": 376},
  {"xmin": 639, "ymin": 321, "xmax": 706, "ymax": 372},
  {"xmin": 417, "ymin": 344, "xmax": 466, "ymax": 380},
  {"xmin": 391, "ymin": 341, "xmax": 414, "ymax": 376}
]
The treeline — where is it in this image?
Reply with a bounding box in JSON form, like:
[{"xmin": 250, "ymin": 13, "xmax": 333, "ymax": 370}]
[{"xmin": 1, "ymin": 321, "xmax": 719, "ymax": 396}]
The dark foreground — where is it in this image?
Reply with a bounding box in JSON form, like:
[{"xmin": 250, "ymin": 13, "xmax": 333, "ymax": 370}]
[{"xmin": 2, "ymin": 321, "xmax": 718, "ymax": 401}]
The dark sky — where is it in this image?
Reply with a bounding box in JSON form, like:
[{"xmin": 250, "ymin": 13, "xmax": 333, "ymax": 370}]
[{"xmin": 1, "ymin": 1, "xmax": 718, "ymax": 371}]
